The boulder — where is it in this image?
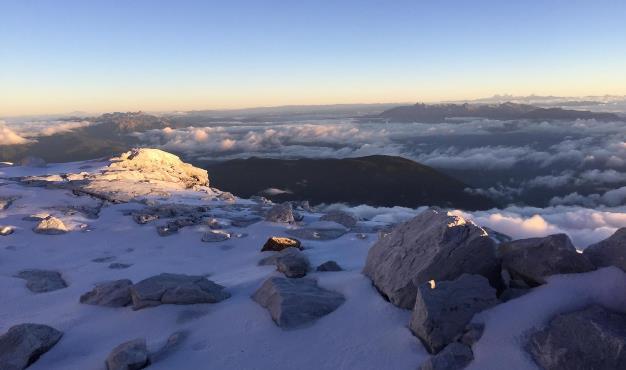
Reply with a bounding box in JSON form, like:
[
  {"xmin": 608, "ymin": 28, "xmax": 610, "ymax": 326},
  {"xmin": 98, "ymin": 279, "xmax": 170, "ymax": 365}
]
[
  {"xmin": 500, "ymin": 234, "xmax": 595, "ymax": 287},
  {"xmin": 33, "ymin": 216, "xmax": 68, "ymax": 235},
  {"xmin": 15, "ymin": 270, "xmax": 67, "ymax": 293},
  {"xmin": 265, "ymin": 204, "xmax": 295, "ymax": 224},
  {"xmin": 252, "ymin": 277, "xmax": 345, "ymax": 328},
  {"xmin": 1, "ymin": 225, "xmax": 14, "ymax": 236},
  {"xmin": 409, "ymin": 274, "xmax": 498, "ymax": 354},
  {"xmin": 130, "ymin": 273, "xmax": 230, "ymax": 310},
  {"xmin": 418, "ymin": 342, "xmax": 474, "ymax": 370},
  {"xmin": 316, "ymin": 261, "xmax": 343, "ymax": 272},
  {"xmin": 528, "ymin": 305, "xmax": 626, "ymax": 370},
  {"xmin": 80, "ymin": 279, "xmax": 133, "ymax": 307},
  {"xmin": 276, "ymin": 249, "xmax": 310, "ymax": 278},
  {"xmin": 0, "ymin": 324, "xmax": 63, "ymax": 370},
  {"xmin": 320, "ymin": 210, "xmax": 358, "ymax": 228},
  {"xmin": 584, "ymin": 228, "xmax": 626, "ymax": 272},
  {"xmin": 105, "ymin": 338, "xmax": 149, "ymax": 370},
  {"xmin": 258, "ymin": 247, "xmax": 302, "ymax": 266},
  {"xmin": 363, "ymin": 208, "xmax": 499, "ymax": 309},
  {"xmin": 201, "ymin": 230, "xmax": 231, "ymax": 242},
  {"xmin": 261, "ymin": 236, "xmax": 302, "ymax": 252}
]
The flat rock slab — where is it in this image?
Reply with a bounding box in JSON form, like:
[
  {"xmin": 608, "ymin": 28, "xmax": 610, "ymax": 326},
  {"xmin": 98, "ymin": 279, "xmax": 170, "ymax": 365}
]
[
  {"xmin": 500, "ymin": 234, "xmax": 595, "ymax": 287},
  {"xmin": 106, "ymin": 338, "xmax": 149, "ymax": 370},
  {"xmin": 130, "ymin": 273, "xmax": 230, "ymax": 310},
  {"xmin": 252, "ymin": 277, "xmax": 345, "ymax": 328},
  {"xmin": 261, "ymin": 236, "xmax": 301, "ymax": 252},
  {"xmin": 418, "ymin": 342, "xmax": 474, "ymax": 370},
  {"xmin": 528, "ymin": 305, "xmax": 626, "ymax": 370},
  {"xmin": 584, "ymin": 227, "xmax": 626, "ymax": 272},
  {"xmin": 0, "ymin": 323, "xmax": 63, "ymax": 370},
  {"xmin": 32, "ymin": 216, "xmax": 68, "ymax": 235},
  {"xmin": 15, "ymin": 270, "xmax": 67, "ymax": 293},
  {"xmin": 363, "ymin": 208, "xmax": 499, "ymax": 309},
  {"xmin": 80, "ymin": 279, "xmax": 133, "ymax": 307},
  {"xmin": 409, "ymin": 274, "xmax": 498, "ymax": 354}
]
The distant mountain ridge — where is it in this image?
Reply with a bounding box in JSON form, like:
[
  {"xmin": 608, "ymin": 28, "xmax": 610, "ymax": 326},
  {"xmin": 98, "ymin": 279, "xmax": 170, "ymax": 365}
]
[
  {"xmin": 376, "ymin": 102, "xmax": 622, "ymax": 123},
  {"xmin": 200, "ymin": 155, "xmax": 497, "ymax": 210}
]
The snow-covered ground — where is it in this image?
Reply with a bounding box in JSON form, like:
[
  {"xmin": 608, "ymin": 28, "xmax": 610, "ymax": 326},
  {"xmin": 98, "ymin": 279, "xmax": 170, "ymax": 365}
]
[{"xmin": 1, "ymin": 158, "xmax": 626, "ymax": 370}]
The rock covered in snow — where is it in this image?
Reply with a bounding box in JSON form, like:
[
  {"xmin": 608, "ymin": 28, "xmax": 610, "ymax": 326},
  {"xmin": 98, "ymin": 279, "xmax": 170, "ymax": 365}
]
[
  {"xmin": 418, "ymin": 342, "xmax": 474, "ymax": 370},
  {"xmin": 499, "ymin": 234, "xmax": 595, "ymax": 287},
  {"xmin": 130, "ymin": 273, "xmax": 230, "ymax": 310},
  {"xmin": 528, "ymin": 305, "xmax": 626, "ymax": 370},
  {"xmin": 265, "ymin": 203, "xmax": 295, "ymax": 224},
  {"xmin": 15, "ymin": 270, "xmax": 67, "ymax": 293},
  {"xmin": 0, "ymin": 323, "xmax": 63, "ymax": 370},
  {"xmin": 0, "ymin": 196, "xmax": 18, "ymax": 210},
  {"xmin": 363, "ymin": 208, "xmax": 499, "ymax": 309},
  {"xmin": 319, "ymin": 210, "xmax": 358, "ymax": 228},
  {"xmin": 252, "ymin": 277, "xmax": 345, "ymax": 328},
  {"xmin": 409, "ymin": 274, "xmax": 498, "ymax": 353},
  {"xmin": 316, "ymin": 260, "xmax": 343, "ymax": 272},
  {"xmin": 1, "ymin": 225, "xmax": 14, "ymax": 236},
  {"xmin": 584, "ymin": 228, "xmax": 626, "ymax": 272},
  {"xmin": 105, "ymin": 338, "xmax": 149, "ymax": 370},
  {"xmin": 201, "ymin": 230, "xmax": 231, "ymax": 242},
  {"xmin": 32, "ymin": 216, "xmax": 68, "ymax": 235},
  {"xmin": 261, "ymin": 236, "xmax": 302, "ymax": 252},
  {"xmin": 80, "ymin": 279, "xmax": 133, "ymax": 307}
]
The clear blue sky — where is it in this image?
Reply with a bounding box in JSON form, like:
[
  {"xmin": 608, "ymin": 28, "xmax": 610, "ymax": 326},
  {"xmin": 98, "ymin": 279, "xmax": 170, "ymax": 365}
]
[{"xmin": 1, "ymin": 0, "xmax": 625, "ymax": 115}]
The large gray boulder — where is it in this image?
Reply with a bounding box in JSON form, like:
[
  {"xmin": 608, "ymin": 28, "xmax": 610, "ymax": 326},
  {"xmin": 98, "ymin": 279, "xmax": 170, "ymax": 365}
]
[
  {"xmin": 130, "ymin": 273, "xmax": 230, "ymax": 310},
  {"xmin": 320, "ymin": 210, "xmax": 358, "ymax": 228},
  {"xmin": 363, "ymin": 208, "xmax": 499, "ymax": 309},
  {"xmin": 80, "ymin": 279, "xmax": 133, "ymax": 307},
  {"xmin": 528, "ymin": 305, "xmax": 626, "ymax": 370},
  {"xmin": 409, "ymin": 274, "xmax": 498, "ymax": 354},
  {"xmin": 105, "ymin": 338, "xmax": 149, "ymax": 370},
  {"xmin": 15, "ymin": 270, "xmax": 67, "ymax": 293},
  {"xmin": 0, "ymin": 323, "xmax": 63, "ymax": 370},
  {"xmin": 32, "ymin": 216, "xmax": 68, "ymax": 235},
  {"xmin": 419, "ymin": 342, "xmax": 474, "ymax": 370},
  {"xmin": 252, "ymin": 277, "xmax": 345, "ymax": 328},
  {"xmin": 584, "ymin": 228, "xmax": 626, "ymax": 272},
  {"xmin": 265, "ymin": 204, "xmax": 295, "ymax": 224},
  {"xmin": 500, "ymin": 234, "xmax": 595, "ymax": 287}
]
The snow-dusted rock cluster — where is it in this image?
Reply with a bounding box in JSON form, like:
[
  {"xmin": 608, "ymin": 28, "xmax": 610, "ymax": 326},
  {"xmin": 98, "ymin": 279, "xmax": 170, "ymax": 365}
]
[{"xmin": 2, "ymin": 148, "xmax": 626, "ymax": 370}]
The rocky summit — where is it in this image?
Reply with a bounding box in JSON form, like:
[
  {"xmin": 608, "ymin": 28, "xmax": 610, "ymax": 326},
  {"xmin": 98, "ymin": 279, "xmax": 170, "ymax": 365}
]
[{"xmin": 1, "ymin": 147, "xmax": 626, "ymax": 370}]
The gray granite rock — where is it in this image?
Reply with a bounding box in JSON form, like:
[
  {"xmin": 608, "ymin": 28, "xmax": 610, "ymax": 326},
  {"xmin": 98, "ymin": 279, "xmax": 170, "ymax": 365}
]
[
  {"xmin": 500, "ymin": 234, "xmax": 595, "ymax": 287},
  {"xmin": 363, "ymin": 208, "xmax": 499, "ymax": 309},
  {"xmin": 130, "ymin": 273, "xmax": 230, "ymax": 310},
  {"xmin": 316, "ymin": 261, "xmax": 343, "ymax": 272},
  {"xmin": 80, "ymin": 279, "xmax": 133, "ymax": 307},
  {"xmin": 584, "ymin": 228, "xmax": 626, "ymax": 272},
  {"xmin": 252, "ymin": 277, "xmax": 345, "ymax": 328},
  {"xmin": 528, "ymin": 305, "xmax": 626, "ymax": 370},
  {"xmin": 0, "ymin": 323, "xmax": 63, "ymax": 370},
  {"xmin": 105, "ymin": 338, "xmax": 149, "ymax": 370},
  {"xmin": 409, "ymin": 274, "xmax": 498, "ymax": 353},
  {"xmin": 132, "ymin": 213, "xmax": 159, "ymax": 224},
  {"xmin": 265, "ymin": 203, "xmax": 295, "ymax": 224},
  {"xmin": 320, "ymin": 210, "xmax": 358, "ymax": 228},
  {"xmin": 15, "ymin": 270, "xmax": 67, "ymax": 293},
  {"xmin": 419, "ymin": 342, "xmax": 473, "ymax": 370},
  {"xmin": 276, "ymin": 249, "xmax": 310, "ymax": 278}
]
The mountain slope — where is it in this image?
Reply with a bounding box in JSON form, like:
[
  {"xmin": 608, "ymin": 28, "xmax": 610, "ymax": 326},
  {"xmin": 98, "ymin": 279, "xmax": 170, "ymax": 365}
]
[{"xmin": 201, "ymin": 155, "xmax": 496, "ymax": 210}]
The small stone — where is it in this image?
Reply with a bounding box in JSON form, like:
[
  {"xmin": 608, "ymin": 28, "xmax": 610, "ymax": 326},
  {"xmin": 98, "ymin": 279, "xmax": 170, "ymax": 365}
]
[
  {"xmin": 80, "ymin": 279, "xmax": 133, "ymax": 307},
  {"xmin": 0, "ymin": 323, "xmax": 63, "ymax": 370},
  {"xmin": 15, "ymin": 270, "xmax": 67, "ymax": 293},
  {"xmin": 132, "ymin": 214, "xmax": 159, "ymax": 224},
  {"xmin": 92, "ymin": 256, "xmax": 116, "ymax": 263},
  {"xmin": 201, "ymin": 230, "xmax": 231, "ymax": 242},
  {"xmin": 109, "ymin": 263, "xmax": 133, "ymax": 270},
  {"xmin": 33, "ymin": 216, "xmax": 68, "ymax": 235},
  {"xmin": 316, "ymin": 261, "xmax": 343, "ymax": 272},
  {"xmin": 261, "ymin": 236, "xmax": 302, "ymax": 252},
  {"xmin": 0, "ymin": 226, "xmax": 14, "ymax": 236},
  {"xmin": 105, "ymin": 338, "xmax": 149, "ymax": 370},
  {"xmin": 156, "ymin": 225, "xmax": 178, "ymax": 236}
]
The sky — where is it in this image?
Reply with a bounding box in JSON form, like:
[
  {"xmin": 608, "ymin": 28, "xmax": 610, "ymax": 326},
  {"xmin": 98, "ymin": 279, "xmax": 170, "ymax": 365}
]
[{"xmin": 1, "ymin": 0, "xmax": 626, "ymax": 116}]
